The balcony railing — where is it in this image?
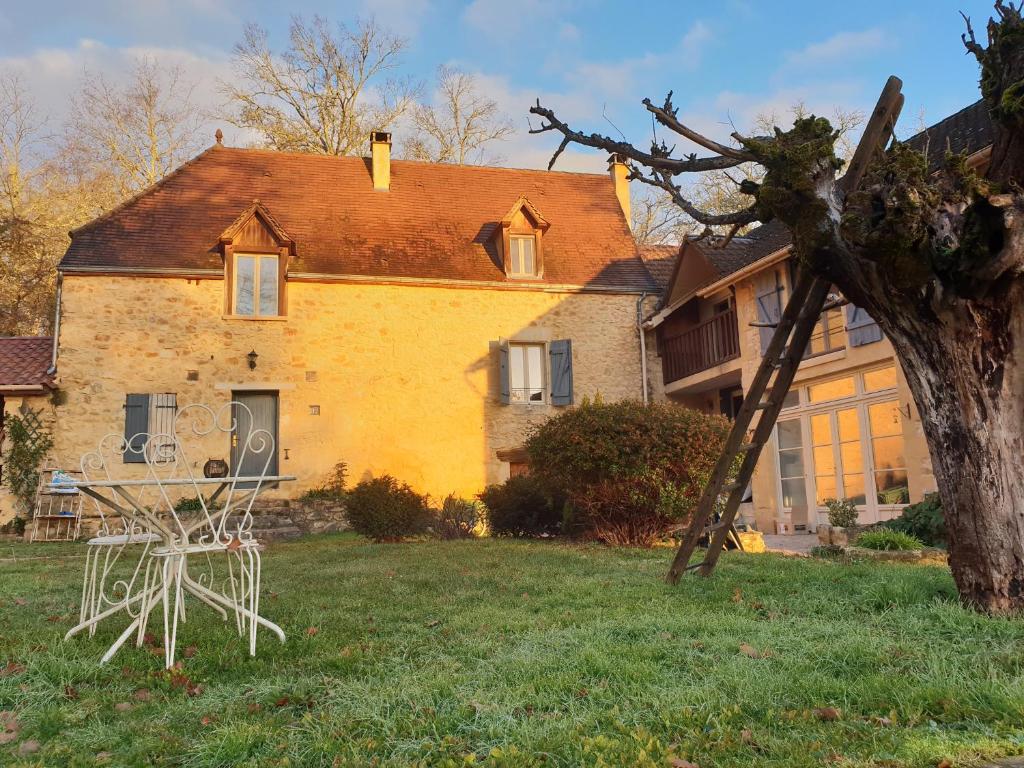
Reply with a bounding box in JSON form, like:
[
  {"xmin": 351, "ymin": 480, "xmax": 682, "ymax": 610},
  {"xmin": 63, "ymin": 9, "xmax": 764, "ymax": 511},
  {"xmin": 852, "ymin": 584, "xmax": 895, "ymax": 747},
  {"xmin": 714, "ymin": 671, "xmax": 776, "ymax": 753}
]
[{"xmin": 662, "ymin": 308, "xmax": 740, "ymax": 384}]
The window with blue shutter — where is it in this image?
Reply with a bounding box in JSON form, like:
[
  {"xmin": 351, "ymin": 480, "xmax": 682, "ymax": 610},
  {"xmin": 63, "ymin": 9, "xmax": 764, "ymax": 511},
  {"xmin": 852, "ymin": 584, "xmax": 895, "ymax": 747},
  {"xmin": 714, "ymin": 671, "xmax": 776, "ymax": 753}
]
[
  {"xmin": 123, "ymin": 394, "xmax": 150, "ymax": 463},
  {"xmin": 755, "ymin": 271, "xmax": 783, "ymax": 355},
  {"xmin": 498, "ymin": 342, "xmax": 511, "ymax": 404},
  {"xmin": 549, "ymin": 339, "xmax": 573, "ymax": 406},
  {"xmin": 845, "ymin": 304, "xmax": 883, "ymax": 347}
]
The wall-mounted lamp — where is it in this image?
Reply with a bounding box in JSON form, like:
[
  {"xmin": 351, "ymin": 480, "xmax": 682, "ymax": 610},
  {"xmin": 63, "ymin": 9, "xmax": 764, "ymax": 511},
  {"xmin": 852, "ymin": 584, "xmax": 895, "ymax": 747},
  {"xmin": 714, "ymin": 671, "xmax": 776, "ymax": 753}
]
[{"xmin": 247, "ymin": 350, "xmax": 258, "ymax": 370}]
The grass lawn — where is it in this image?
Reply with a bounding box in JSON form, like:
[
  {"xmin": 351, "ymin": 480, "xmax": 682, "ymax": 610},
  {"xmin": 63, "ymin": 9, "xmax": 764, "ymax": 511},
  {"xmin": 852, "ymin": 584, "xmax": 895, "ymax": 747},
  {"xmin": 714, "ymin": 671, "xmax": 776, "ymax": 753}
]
[{"xmin": 1, "ymin": 535, "xmax": 1023, "ymax": 767}]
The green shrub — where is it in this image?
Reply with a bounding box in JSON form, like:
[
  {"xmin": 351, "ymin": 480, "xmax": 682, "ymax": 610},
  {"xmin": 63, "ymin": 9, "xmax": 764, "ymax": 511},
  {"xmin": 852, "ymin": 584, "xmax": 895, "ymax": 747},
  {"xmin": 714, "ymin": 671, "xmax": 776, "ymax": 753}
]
[
  {"xmin": 810, "ymin": 544, "xmax": 845, "ymax": 559},
  {"xmin": 883, "ymin": 493, "xmax": 945, "ymax": 546},
  {"xmin": 301, "ymin": 462, "xmax": 349, "ymax": 502},
  {"xmin": 433, "ymin": 494, "xmax": 483, "ymax": 540},
  {"xmin": 525, "ymin": 399, "xmax": 729, "ymax": 546},
  {"xmin": 478, "ymin": 475, "xmax": 562, "ymax": 538},
  {"xmin": 856, "ymin": 529, "xmax": 924, "ymax": 551},
  {"xmin": 823, "ymin": 497, "xmax": 859, "ymax": 528},
  {"xmin": 174, "ymin": 496, "xmax": 206, "ymax": 513},
  {"xmin": 345, "ymin": 475, "xmax": 431, "ymax": 542}
]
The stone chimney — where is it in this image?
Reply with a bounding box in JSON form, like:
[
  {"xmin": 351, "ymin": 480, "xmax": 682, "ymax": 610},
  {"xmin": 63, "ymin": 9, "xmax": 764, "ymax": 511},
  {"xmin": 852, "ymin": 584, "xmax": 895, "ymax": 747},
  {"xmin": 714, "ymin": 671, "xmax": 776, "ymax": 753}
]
[
  {"xmin": 371, "ymin": 131, "xmax": 392, "ymax": 191},
  {"xmin": 608, "ymin": 154, "xmax": 631, "ymax": 229}
]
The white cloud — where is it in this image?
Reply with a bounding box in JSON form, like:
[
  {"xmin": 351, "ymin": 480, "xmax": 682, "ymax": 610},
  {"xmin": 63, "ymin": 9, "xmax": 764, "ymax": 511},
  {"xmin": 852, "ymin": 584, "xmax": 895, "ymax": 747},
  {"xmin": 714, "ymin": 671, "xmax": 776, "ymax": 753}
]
[
  {"xmin": 783, "ymin": 28, "xmax": 888, "ymax": 69},
  {"xmin": 359, "ymin": 0, "xmax": 432, "ymax": 38}
]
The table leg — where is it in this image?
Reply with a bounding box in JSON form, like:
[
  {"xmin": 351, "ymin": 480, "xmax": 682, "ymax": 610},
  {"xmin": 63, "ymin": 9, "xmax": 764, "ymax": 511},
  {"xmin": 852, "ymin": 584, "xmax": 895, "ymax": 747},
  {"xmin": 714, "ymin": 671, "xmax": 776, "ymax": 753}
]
[
  {"xmin": 65, "ymin": 585, "xmax": 153, "ymax": 640},
  {"xmin": 100, "ymin": 588, "xmax": 164, "ymax": 665},
  {"xmin": 181, "ymin": 573, "xmax": 286, "ymax": 643}
]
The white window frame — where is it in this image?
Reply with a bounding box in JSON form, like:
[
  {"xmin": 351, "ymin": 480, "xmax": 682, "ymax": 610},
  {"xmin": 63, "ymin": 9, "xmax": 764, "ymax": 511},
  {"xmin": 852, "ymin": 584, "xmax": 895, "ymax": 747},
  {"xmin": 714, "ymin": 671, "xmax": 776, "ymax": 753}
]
[
  {"xmin": 508, "ymin": 235, "xmax": 538, "ymax": 278},
  {"xmin": 508, "ymin": 341, "xmax": 546, "ymax": 405},
  {"xmin": 771, "ymin": 364, "xmax": 908, "ymax": 528},
  {"xmin": 233, "ymin": 253, "xmax": 281, "ymax": 317}
]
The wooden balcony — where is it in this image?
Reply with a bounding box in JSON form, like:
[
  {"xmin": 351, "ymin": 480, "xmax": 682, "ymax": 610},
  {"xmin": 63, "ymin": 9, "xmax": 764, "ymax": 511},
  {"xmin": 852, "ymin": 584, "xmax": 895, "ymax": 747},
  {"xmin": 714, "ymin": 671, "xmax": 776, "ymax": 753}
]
[{"xmin": 662, "ymin": 308, "xmax": 740, "ymax": 384}]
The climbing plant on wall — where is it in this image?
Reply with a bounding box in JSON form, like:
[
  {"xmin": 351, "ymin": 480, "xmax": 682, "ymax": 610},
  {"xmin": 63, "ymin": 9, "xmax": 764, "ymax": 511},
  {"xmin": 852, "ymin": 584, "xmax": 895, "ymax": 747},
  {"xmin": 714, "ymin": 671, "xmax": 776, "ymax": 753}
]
[{"xmin": 2, "ymin": 407, "xmax": 53, "ymax": 515}]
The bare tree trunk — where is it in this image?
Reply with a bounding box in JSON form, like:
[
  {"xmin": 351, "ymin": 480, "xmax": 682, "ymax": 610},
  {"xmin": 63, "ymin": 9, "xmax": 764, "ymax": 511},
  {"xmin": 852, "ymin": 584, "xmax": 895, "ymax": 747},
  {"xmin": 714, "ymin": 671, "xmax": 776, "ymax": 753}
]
[{"xmin": 879, "ymin": 290, "xmax": 1024, "ymax": 612}]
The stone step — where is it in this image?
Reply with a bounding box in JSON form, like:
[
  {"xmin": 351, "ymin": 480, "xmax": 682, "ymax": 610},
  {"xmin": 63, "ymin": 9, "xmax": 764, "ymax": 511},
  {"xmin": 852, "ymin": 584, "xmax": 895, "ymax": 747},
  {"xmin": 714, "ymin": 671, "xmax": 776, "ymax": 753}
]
[{"xmin": 250, "ymin": 526, "xmax": 303, "ymax": 542}]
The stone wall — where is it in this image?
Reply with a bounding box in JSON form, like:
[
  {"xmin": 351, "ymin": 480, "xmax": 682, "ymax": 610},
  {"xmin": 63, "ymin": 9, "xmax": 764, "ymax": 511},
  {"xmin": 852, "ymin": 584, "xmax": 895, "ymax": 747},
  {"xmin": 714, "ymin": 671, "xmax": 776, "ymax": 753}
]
[{"xmin": 51, "ymin": 275, "xmax": 648, "ymax": 503}]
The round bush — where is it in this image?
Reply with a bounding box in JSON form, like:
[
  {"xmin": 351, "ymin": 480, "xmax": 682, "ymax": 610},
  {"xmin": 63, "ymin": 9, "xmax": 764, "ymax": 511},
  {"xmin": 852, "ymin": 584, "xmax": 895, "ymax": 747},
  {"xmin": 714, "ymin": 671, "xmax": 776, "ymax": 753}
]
[
  {"xmin": 478, "ymin": 475, "xmax": 562, "ymax": 537},
  {"xmin": 856, "ymin": 529, "xmax": 924, "ymax": 551},
  {"xmin": 345, "ymin": 475, "xmax": 431, "ymax": 542},
  {"xmin": 824, "ymin": 498, "xmax": 859, "ymax": 528},
  {"xmin": 525, "ymin": 399, "xmax": 729, "ymax": 546},
  {"xmin": 434, "ymin": 494, "xmax": 483, "ymax": 539}
]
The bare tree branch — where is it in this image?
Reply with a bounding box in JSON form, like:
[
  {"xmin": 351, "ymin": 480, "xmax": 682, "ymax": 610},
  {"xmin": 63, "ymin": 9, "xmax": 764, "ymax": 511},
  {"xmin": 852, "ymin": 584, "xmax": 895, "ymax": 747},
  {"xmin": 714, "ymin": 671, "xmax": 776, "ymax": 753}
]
[
  {"xmin": 642, "ymin": 92, "xmax": 754, "ymax": 161},
  {"xmin": 529, "ymin": 101, "xmax": 746, "ymax": 173}
]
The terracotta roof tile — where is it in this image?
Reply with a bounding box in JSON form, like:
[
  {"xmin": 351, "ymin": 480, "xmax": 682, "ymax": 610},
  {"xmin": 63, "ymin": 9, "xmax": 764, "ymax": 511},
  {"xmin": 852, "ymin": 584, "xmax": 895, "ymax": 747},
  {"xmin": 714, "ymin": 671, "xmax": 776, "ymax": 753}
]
[
  {"xmin": 638, "ymin": 244, "xmax": 680, "ymax": 292},
  {"xmin": 62, "ymin": 146, "xmax": 656, "ymax": 291},
  {"xmin": 0, "ymin": 337, "xmax": 54, "ymax": 389}
]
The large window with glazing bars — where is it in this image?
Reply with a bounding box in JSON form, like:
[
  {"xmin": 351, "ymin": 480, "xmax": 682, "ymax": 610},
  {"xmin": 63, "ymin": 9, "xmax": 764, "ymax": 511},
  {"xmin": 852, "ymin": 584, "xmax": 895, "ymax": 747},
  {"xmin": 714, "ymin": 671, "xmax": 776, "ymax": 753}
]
[{"xmin": 233, "ymin": 253, "xmax": 281, "ymax": 317}]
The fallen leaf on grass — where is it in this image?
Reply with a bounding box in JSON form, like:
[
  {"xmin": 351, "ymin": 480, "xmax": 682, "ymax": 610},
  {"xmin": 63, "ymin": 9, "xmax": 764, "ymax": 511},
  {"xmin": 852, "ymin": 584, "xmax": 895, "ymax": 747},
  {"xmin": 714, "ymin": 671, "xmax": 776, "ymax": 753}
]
[
  {"xmin": 114, "ymin": 702, "xmax": 132, "ymax": 712},
  {"xmin": 669, "ymin": 758, "xmax": 700, "ymax": 768},
  {"xmin": 64, "ymin": 685, "xmax": 78, "ymax": 700},
  {"xmin": 425, "ymin": 619, "xmax": 441, "ymax": 628},
  {"xmin": 45, "ymin": 615, "xmax": 62, "ymax": 623},
  {"xmin": 132, "ymin": 689, "xmax": 151, "ymax": 702},
  {"xmin": 937, "ymin": 760, "xmax": 953, "ymax": 768},
  {"xmin": 13, "ymin": 598, "xmax": 26, "ymax": 606},
  {"xmin": 247, "ymin": 703, "xmax": 262, "ymax": 714},
  {"xmin": 740, "ymin": 729, "xmax": 754, "ymax": 744},
  {"xmin": 274, "ymin": 696, "xmax": 290, "ymax": 708},
  {"xmin": 0, "ymin": 711, "xmax": 19, "ymax": 744},
  {"xmin": 814, "ymin": 707, "xmax": 841, "ymax": 721},
  {"xmin": 0, "ymin": 661, "xmax": 25, "ymax": 677},
  {"xmin": 739, "ymin": 643, "xmax": 767, "ymax": 659},
  {"xmin": 18, "ymin": 739, "xmax": 39, "ymax": 755},
  {"xmin": 183, "ymin": 645, "xmax": 197, "ymax": 658},
  {"xmin": 200, "ymin": 715, "xmax": 215, "ymax": 726},
  {"xmin": 657, "ymin": 631, "xmax": 673, "ymax": 641},
  {"xmin": 732, "ymin": 588, "xmax": 743, "ymax": 603}
]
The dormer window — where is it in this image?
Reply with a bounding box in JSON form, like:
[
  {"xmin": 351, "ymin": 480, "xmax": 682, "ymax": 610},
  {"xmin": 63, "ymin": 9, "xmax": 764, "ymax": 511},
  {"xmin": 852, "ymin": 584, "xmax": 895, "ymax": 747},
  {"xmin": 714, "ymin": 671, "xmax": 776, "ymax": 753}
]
[
  {"xmin": 234, "ymin": 254, "xmax": 280, "ymax": 316},
  {"xmin": 508, "ymin": 235, "xmax": 537, "ymax": 277},
  {"xmin": 495, "ymin": 196, "xmax": 550, "ymax": 280},
  {"xmin": 219, "ymin": 200, "xmax": 295, "ymax": 319}
]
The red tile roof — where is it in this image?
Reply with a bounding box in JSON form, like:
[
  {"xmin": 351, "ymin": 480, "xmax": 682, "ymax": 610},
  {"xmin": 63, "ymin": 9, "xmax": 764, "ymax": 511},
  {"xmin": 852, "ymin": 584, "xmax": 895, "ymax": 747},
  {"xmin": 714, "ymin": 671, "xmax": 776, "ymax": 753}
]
[
  {"xmin": 61, "ymin": 146, "xmax": 655, "ymax": 292},
  {"xmin": 638, "ymin": 244, "xmax": 680, "ymax": 292},
  {"xmin": 0, "ymin": 337, "xmax": 54, "ymax": 390}
]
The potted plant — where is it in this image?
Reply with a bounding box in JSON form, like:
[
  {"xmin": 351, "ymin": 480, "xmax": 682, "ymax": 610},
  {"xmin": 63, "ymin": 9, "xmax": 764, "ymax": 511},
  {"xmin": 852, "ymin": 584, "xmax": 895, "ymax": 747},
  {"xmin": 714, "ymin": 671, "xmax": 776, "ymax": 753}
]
[{"xmin": 819, "ymin": 498, "xmax": 860, "ymax": 547}]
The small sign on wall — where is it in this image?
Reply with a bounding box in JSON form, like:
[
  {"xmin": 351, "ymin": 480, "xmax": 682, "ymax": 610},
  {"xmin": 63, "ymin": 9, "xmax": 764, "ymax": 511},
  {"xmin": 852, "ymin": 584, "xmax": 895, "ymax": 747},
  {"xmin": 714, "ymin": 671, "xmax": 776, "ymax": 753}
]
[{"xmin": 309, "ymin": 405, "xmax": 320, "ymax": 415}]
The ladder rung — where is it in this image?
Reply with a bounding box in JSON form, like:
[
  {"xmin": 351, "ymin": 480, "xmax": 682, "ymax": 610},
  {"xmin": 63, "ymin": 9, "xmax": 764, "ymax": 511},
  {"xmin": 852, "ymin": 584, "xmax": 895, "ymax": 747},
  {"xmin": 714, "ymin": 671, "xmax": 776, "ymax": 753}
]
[
  {"xmin": 738, "ymin": 442, "xmax": 760, "ymax": 452},
  {"xmin": 749, "ymin": 321, "xmax": 778, "ymax": 328},
  {"xmin": 722, "ymin": 481, "xmax": 743, "ymax": 493},
  {"xmin": 701, "ymin": 521, "xmax": 730, "ymax": 536},
  {"xmin": 755, "ymin": 401, "xmax": 773, "ymax": 410},
  {"xmin": 683, "ymin": 561, "xmax": 706, "ymax": 572}
]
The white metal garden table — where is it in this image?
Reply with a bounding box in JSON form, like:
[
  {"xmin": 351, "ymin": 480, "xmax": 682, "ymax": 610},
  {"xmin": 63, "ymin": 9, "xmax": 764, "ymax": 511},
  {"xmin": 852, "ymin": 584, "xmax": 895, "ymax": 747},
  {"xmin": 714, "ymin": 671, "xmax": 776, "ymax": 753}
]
[{"xmin": 57, "ymin": 401, "xmax": 295, "ymax": 668}]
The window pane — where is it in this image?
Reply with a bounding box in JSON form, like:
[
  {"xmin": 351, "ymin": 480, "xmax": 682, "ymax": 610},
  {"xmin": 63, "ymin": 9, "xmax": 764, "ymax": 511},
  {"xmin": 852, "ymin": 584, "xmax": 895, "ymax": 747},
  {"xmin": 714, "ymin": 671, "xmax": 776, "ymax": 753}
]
[
  {"xmin": 781, "ymin": 478, "xmax": 807, "ymax": 508},
  {"xmin": 864, "ymin": 365, "xmax": 897, "ymax": 392},
  {"xmin": 813, "ymin": 445, "xmax": 835, "ymax": 476},
  {"xmin": 810, "ymin": 413, "xmax": 832, "ymax": 445},
  {"xmin": 780, "ymin": 390, "xmax": 800, "ymax": 410},
  {"xmin": 777, "ymin": 419, "xmax": 802, "ymax": 449},
  {"xmin": 235, "ymin": 256, "xmax": 255, "ymax": 315},
  {"xmin": 840, "ymin": 441, "xmax": 863, "ymax": 473},
  {"xmin": 526, "ymin": 344, "xmax": 543, "ymax": 401},
  {"xmin": 826, "ymin": 308, "xmax": 845, "ymax": 350},
  {"xmin": 510, "ymin": 344, "xmax": 526, "ymax": 400},
  {"xmin": 510, "ymin": 238, "xmax": 521, "ymax": 274},
  {"xmin": 872, "ymin": 435, "xmax": 905, "ymax": 472},
  {"xmin": 521, "ymin": 238, "xmax": 535, "ymax": 274},
  {"xmin": 779, "ymin": 448, "xmax": 803, "ymax": 479},
  {"xmin": 808, "ymin": 376, "xmax": 855, "ymax": 403},
  {"xmin": 814, "ymin": 474, "xmax": 837, "ymax": 504},
  {"xmin": 843, "ymin": 473, "xmax": 866, "ymax": 505},
  {"xmin": 259, "ymin": 256, "xmax": 279, "ymax": 316},
  {"xmin": 876, "ymin": 469, "xmax": 910, "ymax": 504},
  {"xmin": 836, "ymin": 408, "xmax": 859, "ymax": 442},
  {"xmin": 868, "ymin": 401, "xmax": 902, "ymax": 437}
]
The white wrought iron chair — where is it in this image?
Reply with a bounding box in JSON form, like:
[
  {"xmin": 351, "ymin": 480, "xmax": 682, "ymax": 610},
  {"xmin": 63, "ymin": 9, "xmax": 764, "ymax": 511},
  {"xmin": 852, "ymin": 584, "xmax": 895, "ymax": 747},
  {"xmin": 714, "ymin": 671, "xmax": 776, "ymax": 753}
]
[{"xmin": 130, "ymin": 402, "xmax": 280, "ymax": 668}]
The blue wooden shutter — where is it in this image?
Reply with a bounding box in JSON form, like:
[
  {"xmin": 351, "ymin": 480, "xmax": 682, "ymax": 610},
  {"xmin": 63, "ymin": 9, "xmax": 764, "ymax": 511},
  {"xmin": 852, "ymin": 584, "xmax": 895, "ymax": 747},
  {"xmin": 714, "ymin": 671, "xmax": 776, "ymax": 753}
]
[
  {"xmin": 498, "ymin": 342, "xmax": 511, "ymax": 405},
  {"xmin": 845, "ymin": 304, "xmax": 883, "ymax": 347},
  {"xmin": 549, "ymin": 339, "xmax": 573, "ymax": 406},
  {"xmin": 755, "ymin": 272, "xmax": 783, "ymax": 355},
  {"xmin": 123, "ymin": 393, "xmax": 150, "ymax": 463}
]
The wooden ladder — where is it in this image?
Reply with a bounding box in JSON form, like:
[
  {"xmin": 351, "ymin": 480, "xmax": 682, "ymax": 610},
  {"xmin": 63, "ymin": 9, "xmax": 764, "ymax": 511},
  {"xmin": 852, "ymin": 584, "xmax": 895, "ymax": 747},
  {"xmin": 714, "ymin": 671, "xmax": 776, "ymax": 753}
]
[{"xmin": 665, "ymin": 75, "xmax": 906, "ymax": 585}]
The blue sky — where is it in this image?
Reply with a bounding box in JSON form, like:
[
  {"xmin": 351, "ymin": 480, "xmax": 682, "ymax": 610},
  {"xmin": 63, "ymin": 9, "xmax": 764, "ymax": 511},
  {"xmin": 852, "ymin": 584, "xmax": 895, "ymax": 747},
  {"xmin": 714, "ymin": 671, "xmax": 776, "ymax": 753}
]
[{"xmin": 0, "ymin": 0, "xmax": 999, "ymax": 172}]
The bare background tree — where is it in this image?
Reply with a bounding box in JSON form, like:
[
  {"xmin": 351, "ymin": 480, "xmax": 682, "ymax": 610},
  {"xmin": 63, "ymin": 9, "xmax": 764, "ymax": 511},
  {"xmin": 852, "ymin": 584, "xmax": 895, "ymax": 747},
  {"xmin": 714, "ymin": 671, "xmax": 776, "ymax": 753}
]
[
  {"xmin": 223, "ymin": 16, "xmax": 419, "ymax": 155},
  {"xmin": 531, "ymin": 1, "xmax": 1024, "ymax": 614},
  {"xmin": 402, "ymin": 65, "xmax": 513, "ymax": 164},
  {"xmin": 66, "ymin": 58, "xmax": 203, "ymax": 204}
]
